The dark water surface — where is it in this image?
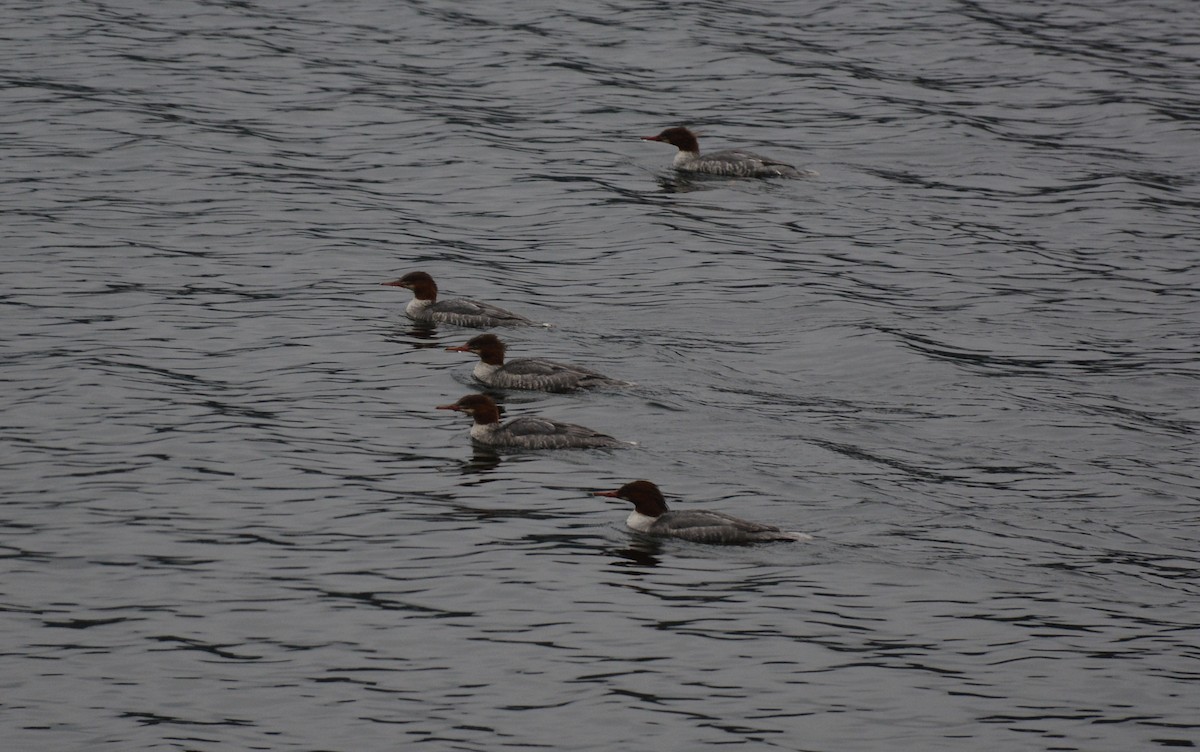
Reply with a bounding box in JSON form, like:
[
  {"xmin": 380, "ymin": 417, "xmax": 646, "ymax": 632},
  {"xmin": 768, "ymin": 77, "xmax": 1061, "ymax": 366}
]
[{"xmin": 3, "ymin": 1, "xmax": 1199, "ymax": 750}]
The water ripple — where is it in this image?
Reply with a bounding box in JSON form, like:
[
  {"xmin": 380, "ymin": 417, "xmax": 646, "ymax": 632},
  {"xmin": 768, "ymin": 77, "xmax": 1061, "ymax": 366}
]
[{"xmin": 3, "ymin": 0, "xmax": 1199, "ymax": 750}]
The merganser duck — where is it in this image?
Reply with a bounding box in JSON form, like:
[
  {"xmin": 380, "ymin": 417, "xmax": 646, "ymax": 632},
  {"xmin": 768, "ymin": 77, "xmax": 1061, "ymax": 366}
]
[
  {"xmin": 446, "ymin": 334, "xmax": 631, "ymax": 392},
  {"xmin": 594, "ymin": 480, "xmax": 812, "ymax": 544},
  {"xmin": 381, "ymin": 271, "xmax": 544, "ymax": 328},
  {"xmin": 436, "ymin": 394, "xmax": 626, "ymax": 449},
  {"xmin": 641, "ymin": 126, "xmax": 815, "ymax": 178}
]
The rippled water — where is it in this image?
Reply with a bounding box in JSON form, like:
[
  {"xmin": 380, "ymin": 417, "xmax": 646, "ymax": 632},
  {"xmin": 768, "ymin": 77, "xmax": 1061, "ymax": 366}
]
[{"xmin": 3, "ymin": 0, "xmax": 1199, "ymax": 749}]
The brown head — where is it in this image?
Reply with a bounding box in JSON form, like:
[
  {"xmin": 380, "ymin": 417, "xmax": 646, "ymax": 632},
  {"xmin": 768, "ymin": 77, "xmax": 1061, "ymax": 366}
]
[
  {"xmin": 381, "ymin": 271, "xmax": 437, "ymax": 301},
  {"xmin": 435, "ymin": 393, "xmax": 501, "ymax": 424},
  {"xmin": 641, "ymin": 126, "xmax": 700, "ymax": 154},
  {"xmin": 445, "ymin": 333, "xmax": 506, "ymax": 366},
  {"xmin": 594, "ymin": 480, "xmax": 669, "ymax": 517}
]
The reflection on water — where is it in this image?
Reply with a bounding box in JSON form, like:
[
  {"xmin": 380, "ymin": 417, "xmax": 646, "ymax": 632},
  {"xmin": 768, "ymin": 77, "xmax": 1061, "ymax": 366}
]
[
  {"xmin": 457, "ymin": 446, "xmax": 504, "ymax": 474},
  {"xmin": 609, "ymin": 537, "xmax": 666, "ymax": 568},
  {"xmin": 403, "ymin": 323, "xmax": 442, "ymax": 342}
]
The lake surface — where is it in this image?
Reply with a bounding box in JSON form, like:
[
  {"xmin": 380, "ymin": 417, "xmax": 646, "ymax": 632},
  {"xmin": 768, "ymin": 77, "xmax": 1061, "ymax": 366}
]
[{"xmin": 3, "ymin": 0, "xmax": 1198, "ymax": 750}]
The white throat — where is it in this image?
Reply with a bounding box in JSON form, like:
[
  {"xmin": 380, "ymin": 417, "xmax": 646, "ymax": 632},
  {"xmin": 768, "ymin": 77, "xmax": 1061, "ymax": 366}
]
[
  {"xmin": 673, "ymin": 151, "xmax": 698, "ymax": 168},
  {"xmin": 406, "ymin": 298, "xmax": 433, "ymax": 316},
  {"xmin": 469, "ymin": 422, "xmax": 499, "ymax": 441},
  {"xmin": 626, "ymin": 510, "xmax": 657, "ymax": 532},
  {"xmin": 474, "ymin": 362, "xmax": 502, "ymax": 380}
]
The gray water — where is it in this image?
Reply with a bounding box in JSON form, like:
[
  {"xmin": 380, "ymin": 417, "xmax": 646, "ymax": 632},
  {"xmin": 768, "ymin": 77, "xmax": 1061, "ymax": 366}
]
[{"xmin": 3, "ymin": 1, "xmax": 1199, "ymax": 750}]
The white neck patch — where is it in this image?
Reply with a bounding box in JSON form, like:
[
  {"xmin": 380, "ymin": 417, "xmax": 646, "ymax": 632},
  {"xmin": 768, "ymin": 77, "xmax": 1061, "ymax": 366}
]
[
  {"xmin": 469, "ymin": 422, "xmax": 498, "ymax": 441},
  {"xmin": 474, "ymin": 362, "xmax": 501, "ymax": 380},
  {"xmin": 626, "ymin": 510, "xmax": 657, "ymax": 532},
  {"xmin": 406, "ymin": 298, "xmax": 433, "ymax": 316}
]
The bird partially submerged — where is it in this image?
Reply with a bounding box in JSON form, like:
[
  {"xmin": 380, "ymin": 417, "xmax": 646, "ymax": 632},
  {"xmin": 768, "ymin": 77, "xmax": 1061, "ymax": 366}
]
[{"xmin": 594, "ymin": 480, "xmax": 812, "ymax": 544}]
